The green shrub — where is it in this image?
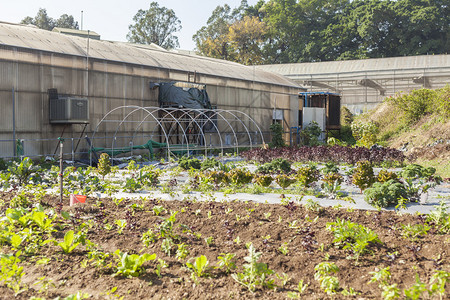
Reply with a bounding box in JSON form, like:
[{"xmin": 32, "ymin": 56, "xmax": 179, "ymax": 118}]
[
  {"xmin": 321, "ymin": 172, "xmax": 343, "ymax": 197},
  {"xmin": 321, "ymin": 162, "xmax": 339, "ymax": 175},
  {"xmin": 275, "ymin": 174, "xmax": 296, "ymax": 189},
  {"xmin": 97, "ymin": 153, "xmax": 111, "ymax": 180},
  {"xmin": 390, "ymin": 88, "xmax": 436, "ymax": 125},
  {"xmin": 255, "ymin": 175, "xmax": 273, "ymax": 187},
  {"xmin": 300, "ymin": 121, "xmax": 322, "ymax": 146},
  {"xmin": 377, "ymin": 169, "xmax": 398, "ymax": 183},
  {"xmin": 0, "ymin": 158, "xmax": 7, "ymax": 171},
  {"xmin": 351, "ymin": 121, "xmax": 379, "ymax": 148},
  {"xmin": 435, "ymin": 85, "xmax": 450, "ymax": 118},
  {"xmin": 179, "ymin": 156, "xmax": 201, "ymax": 170},
  {"xmin": 229, "ymin": 168, "xmax": 253, "ymax": 186},
  {"xmin": 341, "ymin": 106, "xmax": 354, "ymax": 126},
  {"xmin": 364, "ymin": 179, "xmax": 408, "ymax": 208},
  {"xmin": 269, "ymin": 123, "xmax": 285, "ymax": 148},
  {"xmin": 401, "ymin": 164, "xmax": 437, "ymax": 180},
  {"xmin": 322, "ymin": 172, "xmax": 343, "ymax": 186},
  {"xmin": 328, "ymin": 125, "xmax": 356, "ymax": 146},
  {"xmin": 206, "ymin": 170, "xmax": 230, "ymax": 186},
  {"xmin": 200, "ymin": 157, "xmax": 220, "ymax": 171},
  {"xmin": 297, "ymin": 165, "xmax": 320, "ymax": 187},
  {"xmin": 352, "ymin": 161, "xmax": 375, "ymax": 192},
  {"xmin": 257, "ymin": 158, "xmax": 291, "ymax": 174},
  {"xmin": 389, "ymin": 86, "xmax": 450, "ymax": 125}
]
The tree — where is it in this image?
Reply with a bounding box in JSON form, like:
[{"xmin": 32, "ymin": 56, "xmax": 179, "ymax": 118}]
[
  {"xmin": 21, "ymin": 8, "xmax": 55, "ymax": 30},
  {"xmin": 127, "ymin": 2, "xmax": 181, "ymax": 49},
  {"xmin": 228, "ymin": 16, "xmax": 268, "ymax": 65},
  {"xmin": 55, "ymin": 14, "xmax": 79, "ymax": 29},
  {"xmin": 193, "ymin": 4, "xmax": 236, "ymax": 61},
  {"xmin": 195, "ymin": 0, "xmax": 449, "ymax": 63},
  {"xmin": 193, "ymin": 2, "xmax": 268, "ymax": 65},
  {"xmin": 21, "ymin": 8, "xmax": 79, "ymax": 31},
  {"xmin": 393, "ymin": 0, "xmax": 449, "ymax": 56}
]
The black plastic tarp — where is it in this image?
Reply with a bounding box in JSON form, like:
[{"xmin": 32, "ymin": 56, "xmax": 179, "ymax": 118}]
[{"xmin": 158, "ymin": 82, "xmax": 212, "ymax": 109}]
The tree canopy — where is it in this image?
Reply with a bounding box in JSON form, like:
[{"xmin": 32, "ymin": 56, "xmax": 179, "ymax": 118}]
[
  {"xmin": 21, "ymin": 8, "xmax": 78, "ymax": 31},
  {"xmin": 193, "ymin": 1, "xmax": 268, "ymax": 65},
  {"xmin": 194, "ymin": 0, "xmax": 449, "ymax": 64},
  {"xmin": 127, "ymin": 2, "xmax": 182, "ymax": 49}
]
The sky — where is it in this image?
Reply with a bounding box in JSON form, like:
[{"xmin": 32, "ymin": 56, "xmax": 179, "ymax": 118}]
[{"xmin": 0, "ymin": 0, "xmax": 259, "ymax": 50}]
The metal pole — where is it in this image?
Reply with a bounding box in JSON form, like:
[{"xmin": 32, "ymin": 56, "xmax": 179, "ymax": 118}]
[
  {"xmin": 71, "ymin": 138, "xmax": 74, "ymax": 163},
  {"xmin": 59, "ymin": 138, "xmax": 64, "ymax": 203},
  {"xmin": 12, "ymin": 88, "xmax": 16, "ymax": 157}
]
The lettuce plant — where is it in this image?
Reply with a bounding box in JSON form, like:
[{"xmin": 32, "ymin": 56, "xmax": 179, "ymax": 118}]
[
  {"xmin": 55, "ymin": 230, "xmax": 80, "ymax": 254},
  {"xmin": 113, "ymin": 250, "xmax": 156, "ymax": 277},
  {"xmin": 186, "ymin": 255, "xmax": 209, "ymax": 278}
]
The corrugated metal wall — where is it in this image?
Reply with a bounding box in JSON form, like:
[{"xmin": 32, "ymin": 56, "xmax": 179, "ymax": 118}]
[{"xmin": 0, "ymin": 46, "xmax": 300, "ymax": 158}]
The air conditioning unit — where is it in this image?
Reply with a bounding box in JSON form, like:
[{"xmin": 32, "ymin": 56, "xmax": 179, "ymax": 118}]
[{"xmin": 49, "ymin": 97, "xmax": 89, "ymax": 124}]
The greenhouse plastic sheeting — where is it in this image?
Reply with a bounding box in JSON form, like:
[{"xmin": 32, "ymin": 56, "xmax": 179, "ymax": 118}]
[{"xmin": 158, "ymin": 82, "xmax": 212, "ymax": 109}]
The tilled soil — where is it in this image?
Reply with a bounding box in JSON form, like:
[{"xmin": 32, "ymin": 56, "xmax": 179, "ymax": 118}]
[{"xmin": 0, "ymin": 191, "xmax": 449, "ymax": 299}]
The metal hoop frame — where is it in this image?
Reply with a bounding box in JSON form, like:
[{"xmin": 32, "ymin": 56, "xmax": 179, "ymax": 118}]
[{"xmin": 90, "ymin": 106, "xmax": 265, "ymax": 162}]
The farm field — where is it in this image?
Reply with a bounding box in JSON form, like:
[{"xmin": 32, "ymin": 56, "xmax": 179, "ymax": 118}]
[{"xmin": 0, "ymin": 150, "xmax": 449, "ymax": 299}]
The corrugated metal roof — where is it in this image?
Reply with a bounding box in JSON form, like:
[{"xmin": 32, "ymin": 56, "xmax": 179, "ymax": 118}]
[
  {"xmin": 0, "ymin": 22, "xmax": 299, "ymax": 88},
  {"xmin": 256, "ymin": 55, "xmax": 450, "ymax": 76},
  {"xmin": 52, "ymin": 27, "xmax": 100, "ymax": 38}
]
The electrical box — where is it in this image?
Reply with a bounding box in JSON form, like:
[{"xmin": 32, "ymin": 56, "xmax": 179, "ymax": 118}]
[
  {"xmin": 49, "ymin": 97, "xmax": 89, "ymax": 124},
  {"xmin": 272, "ymin": 109, "xmax": 283, "ymax": 120}
]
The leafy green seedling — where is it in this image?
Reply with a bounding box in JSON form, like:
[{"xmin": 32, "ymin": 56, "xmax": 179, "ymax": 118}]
[
  {"xmin": 231, "ymin": 244, "xmax": 275, "ymax": 293},
  {"xmin": 155, "ymin": 259, "xmax": 168, "ymax": 278},
  {"xmin": 279, "ymin": 244, "xmax": 289, "ymax": 255},
  {"xmin": 113, "ymin": 250, "xmax": 156, "ymax": 277},
  {"xmin": 204, "ymin": 236, "xmax": 214, "ymax": 247},
  {"xmin": 314, "ymin": 262, "xmax": 340, "ymax": 295},
  {"xmin": 112, "ymin": 197, "xmax": 124, "ymax": 207},
  {"xmin": 400, "ymin": 223, "xmax": 430, "ymax": 241},
  {"xmin": 186, "ymin": 255, "xmax": 209, "ymax": 278},
  {"xmin": 403, "ymin": 274, "xmax": 427, "ymax": 300},
  {"xmin": 216, "ymin": 253, "xmax": 236, "ymax": 273},
  {"xmin": 287, "ymin": 279, "xmax": 309, "ymax": 298},
  {"xmin": 175, "ymin": 243, "xmax": 189, "ymax": 261},
  {"xmin": 0, "ymin": 251, "xmax": 25, "ymax": 294},
  {"xmin": 152, "ymin": 205, "xmax": 166, "ymax": 216},
  {"xmin": 31, "ymin": 210, "xmax": 55, "ymax": 232},
  {"xmin": 115, "ymin": 219, "xmax": 127, "ymax": 235},
  {"xmin": 161, "ymin": 238, "xmax": 174, "ymax": 256},
  {"xmin": 62, "ymin": 291, "xmax": 91, "ymax": 300},
  {"xmin": 55, "ymin": 230, "xmax": 80, "ymax": 254},
  {"xmin": 326, "ymin": 218, "xmax": 381, "ymax": 262},
  {"xmin": 429, "ymin": 270, "xmax": 449, "ymax": 299}
]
